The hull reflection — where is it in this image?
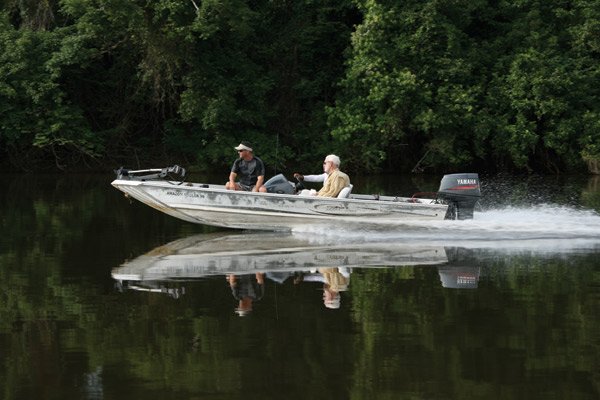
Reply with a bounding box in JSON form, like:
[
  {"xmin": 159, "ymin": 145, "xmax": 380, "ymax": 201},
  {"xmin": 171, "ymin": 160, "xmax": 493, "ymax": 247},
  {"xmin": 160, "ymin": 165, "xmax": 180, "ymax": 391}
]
[{"xmin": 113, "ymin": 232, "xmax": 449, "ymax": 282}]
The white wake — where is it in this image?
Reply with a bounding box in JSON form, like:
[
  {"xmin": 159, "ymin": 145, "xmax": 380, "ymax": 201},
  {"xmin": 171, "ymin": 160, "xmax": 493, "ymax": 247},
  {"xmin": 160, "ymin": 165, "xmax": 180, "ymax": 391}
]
[{"xmin": 291, "ymin": 205, "xmax": 600, "ymax": 253}]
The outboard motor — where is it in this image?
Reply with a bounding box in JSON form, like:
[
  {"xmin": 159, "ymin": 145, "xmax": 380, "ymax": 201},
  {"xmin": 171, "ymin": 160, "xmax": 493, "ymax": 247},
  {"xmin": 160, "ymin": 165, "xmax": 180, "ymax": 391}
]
[
  {"xmin": 437, "ymin": 173, "xmax": 480, "ymax": 220},
  {"xmin": 264, "ymin": 174, "xmax": 296, "ymax": 194}
]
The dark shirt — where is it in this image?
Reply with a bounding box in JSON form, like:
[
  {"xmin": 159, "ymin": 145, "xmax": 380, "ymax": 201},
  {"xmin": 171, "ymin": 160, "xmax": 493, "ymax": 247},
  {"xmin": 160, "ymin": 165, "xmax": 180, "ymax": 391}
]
[
  {"xmin": 231, "ymin": 156, "xmax": 265, "ymax": 187},
  {"xmin": 231, "ymin": 275, "xmax": 265, "ymax": 301}
]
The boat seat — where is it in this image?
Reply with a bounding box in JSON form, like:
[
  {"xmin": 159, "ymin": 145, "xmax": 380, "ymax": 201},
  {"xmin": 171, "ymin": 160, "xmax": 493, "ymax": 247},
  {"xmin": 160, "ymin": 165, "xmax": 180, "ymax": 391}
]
[{"xmin": 337, "ymin": 184, "xmax": 353, "ymax": 199}]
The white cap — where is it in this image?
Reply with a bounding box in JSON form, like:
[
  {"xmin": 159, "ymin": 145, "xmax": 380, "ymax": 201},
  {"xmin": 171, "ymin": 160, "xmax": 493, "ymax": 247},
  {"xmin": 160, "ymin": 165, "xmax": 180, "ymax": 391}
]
[{"xmin": 234, "ymin": 142, "xmax": 253, "ymax": 152}]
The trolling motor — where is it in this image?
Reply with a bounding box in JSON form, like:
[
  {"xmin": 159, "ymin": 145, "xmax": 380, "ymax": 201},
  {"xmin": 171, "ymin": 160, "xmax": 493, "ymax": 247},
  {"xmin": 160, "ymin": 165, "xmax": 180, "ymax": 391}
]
[
  {"xmin": 114, "ymin": 165, "xmax": 186, "ymax": 183},
  {"xmin": 437, "ymin": 173, "xmax": 481, "ymax": 220}
]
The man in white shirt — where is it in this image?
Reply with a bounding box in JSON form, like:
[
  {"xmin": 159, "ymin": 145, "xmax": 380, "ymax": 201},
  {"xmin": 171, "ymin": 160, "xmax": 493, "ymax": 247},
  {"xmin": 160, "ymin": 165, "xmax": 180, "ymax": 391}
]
[{"xmin": 294, "ymin": 154, "xmax": 350, "ymax": 198}]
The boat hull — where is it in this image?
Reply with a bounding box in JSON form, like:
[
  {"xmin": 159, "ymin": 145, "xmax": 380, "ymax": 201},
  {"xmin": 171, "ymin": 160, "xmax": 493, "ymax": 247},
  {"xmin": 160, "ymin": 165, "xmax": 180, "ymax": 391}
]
[{"xmin": 111, "ymin": 179, "xmax": 448, "ymax": 231}]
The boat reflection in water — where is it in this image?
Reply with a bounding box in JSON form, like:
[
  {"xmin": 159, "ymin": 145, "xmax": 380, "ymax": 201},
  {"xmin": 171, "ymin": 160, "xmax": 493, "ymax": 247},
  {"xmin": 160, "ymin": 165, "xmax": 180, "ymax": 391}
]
[{"xmin": 112, "ymin": 232, "xmax": 478, "ymax": 312}]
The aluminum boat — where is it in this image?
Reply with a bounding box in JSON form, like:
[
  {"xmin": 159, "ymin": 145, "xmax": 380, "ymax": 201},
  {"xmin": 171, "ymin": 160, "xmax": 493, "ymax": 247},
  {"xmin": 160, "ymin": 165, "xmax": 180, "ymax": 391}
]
[{"xmin": 111, "ymin": 166, "xmax": 480, "ymax": 231}]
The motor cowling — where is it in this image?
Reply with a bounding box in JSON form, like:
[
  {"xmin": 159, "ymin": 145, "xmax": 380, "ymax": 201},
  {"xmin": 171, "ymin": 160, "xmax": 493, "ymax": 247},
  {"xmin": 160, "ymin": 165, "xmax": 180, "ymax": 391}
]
[
  {"xmin": 437, "ymin": 173, "xmax": 481, "ymax": 220},
  {"xmin": 264, "ymin": 174, "xmax": 295, "ymax": 194}
]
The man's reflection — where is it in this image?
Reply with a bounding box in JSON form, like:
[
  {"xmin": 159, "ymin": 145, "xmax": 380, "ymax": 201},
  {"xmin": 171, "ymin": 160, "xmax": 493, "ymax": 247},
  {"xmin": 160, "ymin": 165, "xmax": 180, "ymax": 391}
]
[
  {"xmin": 295, "ymin": 267, "xmax": 350, "ymax": 309},
  {"xmin": 227, "ymin": 273, "xmax": 265, "ymax": 316}
]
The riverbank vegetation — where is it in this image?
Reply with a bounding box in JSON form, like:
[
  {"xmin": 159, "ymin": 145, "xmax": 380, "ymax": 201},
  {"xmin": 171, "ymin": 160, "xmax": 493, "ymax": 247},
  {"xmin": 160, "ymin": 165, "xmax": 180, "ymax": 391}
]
[{"xmin": 0, "ymin": 0, "xmax": 598, "ymax": 174}]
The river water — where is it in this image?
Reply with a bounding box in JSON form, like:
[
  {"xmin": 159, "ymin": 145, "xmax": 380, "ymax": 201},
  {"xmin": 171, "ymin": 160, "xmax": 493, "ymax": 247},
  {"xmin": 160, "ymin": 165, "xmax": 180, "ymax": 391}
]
[{"xmin": 0, "ymin": 172, "xmax": 599, "ymax": 400}]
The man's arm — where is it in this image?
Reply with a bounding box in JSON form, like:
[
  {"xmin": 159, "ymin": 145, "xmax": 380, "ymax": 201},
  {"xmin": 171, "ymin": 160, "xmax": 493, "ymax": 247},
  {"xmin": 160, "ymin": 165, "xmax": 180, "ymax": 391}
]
[
  {"xmin": 303, "ymin": 173, "xmax": 327, "ymax": 183},
  {"xmin": 228, "ymin": 171, "xmax": 237, "ymax": 187},
  {"xmin": 227, "ymin": 274, "xmax": 236, "ymax": 287},
  {"xmin": 254, "ymin": 175, "xmax": 264, "ymax": 192},
  {"xmin": 255, "ymin": 273, "xmax": 264, "ymax": 284}
]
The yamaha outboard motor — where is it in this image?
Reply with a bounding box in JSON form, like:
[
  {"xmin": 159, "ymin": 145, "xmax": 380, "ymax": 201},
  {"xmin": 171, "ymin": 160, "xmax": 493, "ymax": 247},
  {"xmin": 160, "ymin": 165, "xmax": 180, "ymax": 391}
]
[
  {"xmin": 264, "ymin": 174, "xmax": 296, "ymax": 194},
  {"xmin": 437, "ymin": 173, "xmax": 481, "ymax": 220}
]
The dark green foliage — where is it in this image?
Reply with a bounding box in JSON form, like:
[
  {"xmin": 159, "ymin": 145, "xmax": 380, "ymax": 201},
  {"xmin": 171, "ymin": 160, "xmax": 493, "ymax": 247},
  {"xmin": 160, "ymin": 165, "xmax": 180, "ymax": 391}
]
[
  {"xmin": 0, "ymin": 11, "xmax": 101, "ymax": 169},
  {"xmin": 0, "ymin": 0, "xmax": 598, "ymax": 173},
  {"xmin": 328, "ymin": 0, "xmax": 600, "ymax": 173}
]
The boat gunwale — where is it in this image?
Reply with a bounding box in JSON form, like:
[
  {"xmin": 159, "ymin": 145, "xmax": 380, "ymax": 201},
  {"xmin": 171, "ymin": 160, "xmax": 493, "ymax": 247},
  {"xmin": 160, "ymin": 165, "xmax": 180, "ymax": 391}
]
[{"xmin": 110, "ymin": 178, "xmax": 448, "ymax": 210}]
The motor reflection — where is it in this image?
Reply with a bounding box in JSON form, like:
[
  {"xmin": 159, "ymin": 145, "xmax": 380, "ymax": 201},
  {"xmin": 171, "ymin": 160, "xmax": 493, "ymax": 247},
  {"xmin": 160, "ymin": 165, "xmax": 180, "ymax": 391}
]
[{"xmin": 437, "ymin": 267, "xmax": 480, "ymax": 289}]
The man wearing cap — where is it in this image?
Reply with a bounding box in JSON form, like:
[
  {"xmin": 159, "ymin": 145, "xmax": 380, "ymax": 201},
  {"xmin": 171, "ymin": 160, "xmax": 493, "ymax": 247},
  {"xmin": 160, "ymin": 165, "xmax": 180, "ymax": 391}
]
[
  {"xmin": 226, "ymin": 141, "xmax": 266, "ymax": 192},
  {"xmin": 317, "ymin": 154, "xmax": 350, "ymax": 197}
]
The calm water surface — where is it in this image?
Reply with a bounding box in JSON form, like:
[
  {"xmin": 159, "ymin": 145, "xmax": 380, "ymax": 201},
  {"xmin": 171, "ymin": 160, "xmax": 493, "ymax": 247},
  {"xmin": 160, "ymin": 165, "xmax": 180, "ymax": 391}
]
[{"xmin": 0, "ymin": 172, "xmax": 599, "ymax": 400}]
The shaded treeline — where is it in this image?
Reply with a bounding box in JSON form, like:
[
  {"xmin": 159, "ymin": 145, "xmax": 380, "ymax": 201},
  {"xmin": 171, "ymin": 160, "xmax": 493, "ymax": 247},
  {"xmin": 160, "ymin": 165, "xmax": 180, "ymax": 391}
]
[{"xmin": 0, "ymin": 0, "xmax": 598, "ymax": 174}]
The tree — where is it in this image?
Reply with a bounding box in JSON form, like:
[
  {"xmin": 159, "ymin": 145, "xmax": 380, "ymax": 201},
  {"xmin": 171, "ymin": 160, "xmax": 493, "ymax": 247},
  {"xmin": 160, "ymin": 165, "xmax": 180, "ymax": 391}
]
[
  {"xmin": 0, "ymin": 11, "xmax": 101, "ymax": 169},
  {"xmin": 328, "ymin": 0, "xmax": 485, "ymax": 172},
  {"xmin": 329, "ymin": 0, "xmax": 600, "ymax": 173}
]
